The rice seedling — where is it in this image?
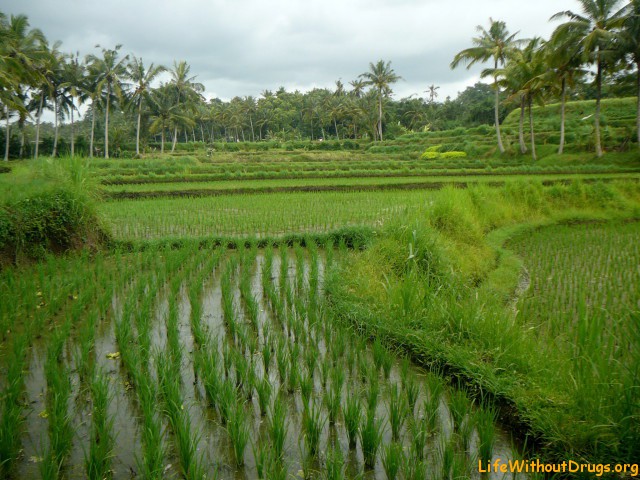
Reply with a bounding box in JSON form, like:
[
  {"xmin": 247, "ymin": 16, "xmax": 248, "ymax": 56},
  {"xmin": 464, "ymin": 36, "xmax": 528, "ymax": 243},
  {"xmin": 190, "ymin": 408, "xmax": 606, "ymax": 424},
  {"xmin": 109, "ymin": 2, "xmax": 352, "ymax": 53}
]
[
  {"xmin": 387, "ymin": 383, "xmax": 407, "ymax": 440},
  {"xmin": 409, "ymin": 416, "xmax": 428, "ymax": 461},
  {"xmin": 302, "ymin": 400, "xmax": 326, "ymax": 457},
  {"xmin": 252, "ymin": 439, "xmax": 270, "ymax": 479},
  {"xmin": 366, "ymin": 375, "xmax": 380, "ymax": 412},
  {"xmin": 359, "ymin": 407, "xmax": 383, "ymax": 469},
  {"xmin": 320, "ymin": 355, "xmax": 331, "ymax": 389},
  {"xmin": 279, "ymin": 247, "xmax": 289, "ymax": 295},
  {"xmin": 157, "ymin": 352, "xmax": 207, "ymax": 480},
  {"xmin": 330, "ymin": 364, "xmax": 345, "ymax": 394},
  {"xmin": 358, "ymin": 354, "xmax": 370, "ymax": 384},
  {"xmin": 381, "ymin": 442, "xmax": 404, "ymax": 480},
  {"xmin": 381, "ymin": 353, "xmax": 393, "ymax": 379},
  {"xmin": 439, "ymin": 437, "xmax": 456, "ymax": 480},
  {"xmin": 323, "ymin": 387, "xmax": 341, "ymax": 426},
  {"xmin": 449, "ymin": 389, "xmax": 471, "ymax": 434},
  {"xmin": 268, "ymin": 393, "xmax": 288, "ymax": 461},
  {"xmin": 343, "ymin": 392, "xmax": 362, "ymax": 450},
  {"xmin": 276, "ymin": 338, "xmax": 290, "ymax": 385},
  {"xmin": 44, "ymin": 342, "xmax": 74, "ymax": 469},
  {"xmin": 403, "ymin": 455, "xmax": 428, "ymax": 480},
  {"xmin": 217, "ymin": 379, "xmax": 236, "ymax": 426},
  {"xmin": 476, "ymin": 406, "xmax": 497, "ymax": 463},
  {"xmin": 84, "ymin": 372, "xmax": 115, "ymax": 480},
  {"xmin": 404, "ymin": 377, "xmax": 420, "ymax": 416},
  {"xmin": 255, "ymin": 375, "xmax": 272, "ymax": 417},
  {"xmin": 287, "ymin": 357, "xmax": 300, "ymax": 394},
  {"xmin": 323, "ymin": 442, "xmax": 345, "ymax": 480},
  {"xmin": 261, "ymin": 340, "xmax": 272, "ymax": 375},
  {"xmin": 304, "ymin": 347, "xmax": 317, "ymax": 378},
  {"xmin": 227, "ymin": 403, "xmax": 250, "ymax": 466},
  {"xmin": 0, "ymin": 335, "xmax": 28, "ymax": 476},
  {"xmin": 299, "ymin": 370, "xmax": 314, "ymax": 406},
  {"xmin": 136, "ymin": 378, "xmax": 166, "ymax": 480}
]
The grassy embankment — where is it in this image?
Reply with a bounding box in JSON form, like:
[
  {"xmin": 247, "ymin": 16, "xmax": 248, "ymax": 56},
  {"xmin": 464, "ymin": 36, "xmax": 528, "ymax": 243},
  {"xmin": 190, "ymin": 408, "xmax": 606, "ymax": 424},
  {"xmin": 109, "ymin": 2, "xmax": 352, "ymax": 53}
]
[
  {"xmin": 0, "ymin": 158, "xmax": 107, "ymax": 265},
  {"xmin": 325, "ymin": 180, "xmax": 640, "ymax": 466}
]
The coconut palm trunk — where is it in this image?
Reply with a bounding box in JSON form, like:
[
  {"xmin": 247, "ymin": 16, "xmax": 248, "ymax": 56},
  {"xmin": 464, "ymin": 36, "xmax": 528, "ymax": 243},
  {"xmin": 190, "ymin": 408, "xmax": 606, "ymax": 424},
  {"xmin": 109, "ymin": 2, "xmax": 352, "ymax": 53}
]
[
  {"xmin": 70, "ymin": 104, "xmax": 75, "ymax": 157},
  {"xmin": 35, "ymin": 94, "xmax": 43, "ymax": 159},
  {"xmin": 377, "ymin": 93, "xmax": 383, "ymax": 141},
  {"xmin": 636, "ymin": 63, "xmax": 640, "ymax": 152},
  {"xmin": 518, "ymin": 95, "xmax": 527, "ymax": 154},
  {"xmin": 559, "ymin": 78, "xmax": 567, "ymax": 155},
  {"xmin": 19, "ymin": 126, "xmax": 25, "ymax": 158},
  {"xmin": 594, "ymin": 56, "xmax": 603, "ymax": 158},
  {"xmin": 90, "ymin": 103, "xmax": 96, "ymax": 158},
  {"xmin": 171, "ymin": 126, "xmax": 179, "ymax": 152},
  {"xmin": 161, "ymin": 123, "xmax": 165, "ymax": 153},
  {"xmin": 136, "ymin": 99, "xmax": 142, "ymax": 156},
  {"xmin": 105, "ymin": 83, "xmax": 111, "ymax": 158},
  {"xmin": 53, "ymin": 98, "xmax": 59, "ymax": 157},
  {"xmin": 493, "ymin": 62, "xmax": 505, "ymax": 153},
  {"xmin": 528, "ymin": 96, "xmax": 537, "ymax": 161},
  {"xmin": 4, "ymin": 106, "xmax": 9, "ymax": 162}
]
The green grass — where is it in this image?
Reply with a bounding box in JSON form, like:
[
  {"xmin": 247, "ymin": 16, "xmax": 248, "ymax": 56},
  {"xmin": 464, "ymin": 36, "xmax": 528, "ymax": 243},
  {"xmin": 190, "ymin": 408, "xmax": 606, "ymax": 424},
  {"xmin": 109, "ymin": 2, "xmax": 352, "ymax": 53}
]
[{"xmin": 326, "ymin": 179, "xmax": 640, "ymax": 465}]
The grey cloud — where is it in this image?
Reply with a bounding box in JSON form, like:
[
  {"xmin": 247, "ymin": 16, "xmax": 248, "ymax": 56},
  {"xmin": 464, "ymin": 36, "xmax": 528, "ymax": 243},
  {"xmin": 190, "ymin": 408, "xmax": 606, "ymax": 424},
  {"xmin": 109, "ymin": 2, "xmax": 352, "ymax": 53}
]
[{"xmin": 2, "ymin": 0, "xmax": 582, "ymax": 102}]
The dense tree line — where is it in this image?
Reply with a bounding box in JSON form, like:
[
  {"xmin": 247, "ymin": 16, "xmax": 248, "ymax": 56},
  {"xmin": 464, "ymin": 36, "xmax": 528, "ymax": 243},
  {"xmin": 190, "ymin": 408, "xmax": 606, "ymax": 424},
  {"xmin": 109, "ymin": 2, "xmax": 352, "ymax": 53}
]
[{"xmin": 1, "ymin": 0, "xmax": 638, "ymax": 160}]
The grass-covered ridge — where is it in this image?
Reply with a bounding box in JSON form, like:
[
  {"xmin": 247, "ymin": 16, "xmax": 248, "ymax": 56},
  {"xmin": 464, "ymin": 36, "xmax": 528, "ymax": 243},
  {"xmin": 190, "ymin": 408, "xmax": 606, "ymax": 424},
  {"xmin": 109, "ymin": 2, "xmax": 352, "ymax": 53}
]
[
  {"xmin": 325, "ymin": 179, "xmax": 640, "ymax": 465},
  {"xmin": 0, "ymin": 158, "xmax": 107, "ymax": 264}
]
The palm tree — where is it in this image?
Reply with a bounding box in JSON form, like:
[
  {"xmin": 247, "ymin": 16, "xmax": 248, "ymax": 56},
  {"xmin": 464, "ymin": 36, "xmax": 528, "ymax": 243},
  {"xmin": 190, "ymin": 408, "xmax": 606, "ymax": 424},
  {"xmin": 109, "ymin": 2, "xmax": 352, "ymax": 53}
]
[
  {"xmin": 46, "ymin": 44, "xmax": 66, "ymax": 157},
  {"xmin": 359, "ymin": 60, "xmax": 402, "ymax": 141},
  {"xmin": 60, "ymin": 53, "xmax": 87, "ymax": 157},
  {"xmin": 168, "ymin": 60, "xmax": 204, "ymax": 152},
  {"xmin": 618, "ymin": 0, "xmax": 640, "ymax": 151},
  {"xmin": 87, "ymin": 44, "xmax": 129, "ymax": 158},
  {"xmin": 0, "ymin": 14, "xmax": 46, "ymax": 160},
  {"xmin": 243, "ymin": 96, "xmax": 257, "ymax": 142},
  {"xmin": 544, "ymin": 33, "xmax": 585, "ymax": 154},
  {"xmin": 551, "ymin": 0, "xmax": 628, "ymax": 157},
  {"xmin": 451, "ymin": 18, "xmax": 522, "ymax": 154},
  {"xmin": 349, "ymin": 79, "xmax": 365, "ymax": 98},
  {"xmin": 425, "ymin": 84, "xmax": 440, "ymax": 103},
  {"xmin": 126, "ymin": 56, "xmax": 166, "ymax": 155},
  {"xmin": 505, "ymin": 38, "xmax": 547, "ymax": 160}
]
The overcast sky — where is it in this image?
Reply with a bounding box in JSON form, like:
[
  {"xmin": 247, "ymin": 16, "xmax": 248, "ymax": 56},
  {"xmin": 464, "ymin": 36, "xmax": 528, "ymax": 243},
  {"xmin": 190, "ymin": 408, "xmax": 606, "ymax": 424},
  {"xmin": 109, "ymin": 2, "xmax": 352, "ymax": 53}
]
[{"xmin": 1, "ymin": 0, "xmax": 582, "ymax": 103}]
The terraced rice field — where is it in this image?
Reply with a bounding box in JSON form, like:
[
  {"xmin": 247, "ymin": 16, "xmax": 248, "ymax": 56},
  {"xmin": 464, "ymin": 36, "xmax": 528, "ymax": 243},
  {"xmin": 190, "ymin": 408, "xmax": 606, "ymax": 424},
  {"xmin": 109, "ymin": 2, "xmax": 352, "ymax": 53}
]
[{"xmin": 0, "ymin": 242, "xmax": 520, "ymax": 479}]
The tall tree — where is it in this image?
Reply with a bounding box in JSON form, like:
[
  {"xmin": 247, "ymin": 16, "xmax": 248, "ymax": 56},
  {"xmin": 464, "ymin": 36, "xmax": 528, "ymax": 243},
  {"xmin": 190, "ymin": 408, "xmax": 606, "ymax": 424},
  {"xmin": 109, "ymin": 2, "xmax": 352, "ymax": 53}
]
[
  {"xmin": 551, "ymin": 0, "xmax": 628, "ymax": 157},
  {"xmin": 618, "ymin": 0, "xmax": 640, "ymax": 151},
  {"xmin": 359, "ymin": 60, "xmax": 402, "ymax": 141},
  {"xmin": 60, "ymin": 53, "xmax": 87, "ymax": 157},
  {"xmin": 425, "ymin": 84, "xmax": 440, "ymax": 103},
  {"xmin": 0, "ymin": 14, "xmax": 45, "ymax": 160},
  {"xmin": 168, "ymin": 60, "xmax": 204, "ymax": 152},
  {"xmin": 545, "ymin": 31, "xmax": 585, "ymax": 154},
  {"xmin": 126, "ymin": 56, "xmax": 166, "ymax": 155},
  {"xmin": 451, "ymin": 18, "xmax": 522, "ymax": 154},
  {"xmin": 87, "ymin": 44, "xmax": 129, "ymax": 158}
]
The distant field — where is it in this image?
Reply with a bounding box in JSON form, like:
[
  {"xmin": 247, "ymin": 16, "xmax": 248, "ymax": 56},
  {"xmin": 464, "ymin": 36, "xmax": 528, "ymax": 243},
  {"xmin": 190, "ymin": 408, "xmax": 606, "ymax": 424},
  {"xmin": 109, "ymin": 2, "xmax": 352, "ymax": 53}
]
[
  {"xmin": 99, "ymin": 189, "xmax": 435, "ymax": 240},
  {"xmin": 100, "ymin": 172, "xmax": 640, "ymax": 197}
]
